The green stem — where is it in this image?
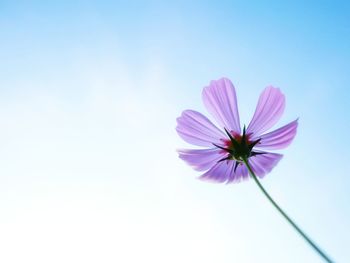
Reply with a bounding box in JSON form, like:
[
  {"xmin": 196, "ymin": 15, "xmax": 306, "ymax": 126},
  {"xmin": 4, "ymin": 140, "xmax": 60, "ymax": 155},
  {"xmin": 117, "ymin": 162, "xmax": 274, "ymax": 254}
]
[{"xmin": 242, "ymin": 158, "xmax": 333, "ymax": 263}]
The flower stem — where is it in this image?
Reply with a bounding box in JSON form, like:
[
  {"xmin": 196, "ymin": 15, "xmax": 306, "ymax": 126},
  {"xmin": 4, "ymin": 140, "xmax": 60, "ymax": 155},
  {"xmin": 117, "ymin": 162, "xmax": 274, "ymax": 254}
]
[{"xmin": 242, "ymin": 158, "xmax": 333, "ymax": 263}]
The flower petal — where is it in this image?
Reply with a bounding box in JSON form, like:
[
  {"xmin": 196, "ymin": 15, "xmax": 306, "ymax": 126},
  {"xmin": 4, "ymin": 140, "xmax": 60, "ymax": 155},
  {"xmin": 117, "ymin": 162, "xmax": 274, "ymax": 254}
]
[
  {"xmin": 247, "ymin": 86, "xmax": 285, "ymax": 138},
  {"xmin": 248, "ymin": 152, "xmax": 283, "ymax": 178},
  {"xmin": 202, "ymin": 78, "xmax": 241, "ymax": 135},
  {"xmin": 199, "ymin": 160, "xmax": 234, "ymax": 183},
  {"xmin": 176, "ymin": 110, "xmax": 225, "ymax": 147},
  {"xmin": 199, "ymin": 160, "xmax": 249, "ymax": 183},
  {"xmin": 227, "ymin": 162, "xmax": 249, "ymax": 183},
  {"xmin": 178, "ymin": 148, "xmax": 225, "ymax": 171},
  {"xmin": 256, "ymin": 119, "xmax": 298, "ymax": 150}
]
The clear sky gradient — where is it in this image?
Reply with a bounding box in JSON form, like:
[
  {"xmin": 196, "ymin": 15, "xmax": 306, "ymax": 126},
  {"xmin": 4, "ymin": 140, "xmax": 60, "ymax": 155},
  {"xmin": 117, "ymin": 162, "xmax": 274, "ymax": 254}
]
[{"xmin": 0, "ymin": 1, "xmax": 349, "ymax": 262}]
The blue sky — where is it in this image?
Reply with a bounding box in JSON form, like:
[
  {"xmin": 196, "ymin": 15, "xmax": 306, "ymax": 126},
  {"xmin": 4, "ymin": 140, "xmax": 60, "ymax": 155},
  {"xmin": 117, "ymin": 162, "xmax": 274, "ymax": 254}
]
[{"xmin": 0, "ymin": 1, "xmax": 349, "ymax": 262}]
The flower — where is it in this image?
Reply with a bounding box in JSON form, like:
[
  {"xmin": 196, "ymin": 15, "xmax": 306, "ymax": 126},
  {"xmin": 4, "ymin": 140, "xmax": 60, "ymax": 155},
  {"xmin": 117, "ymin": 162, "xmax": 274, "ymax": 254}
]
[{"xmin": 176, "ymin": 77, "xmax": 298, "ymax": 183}]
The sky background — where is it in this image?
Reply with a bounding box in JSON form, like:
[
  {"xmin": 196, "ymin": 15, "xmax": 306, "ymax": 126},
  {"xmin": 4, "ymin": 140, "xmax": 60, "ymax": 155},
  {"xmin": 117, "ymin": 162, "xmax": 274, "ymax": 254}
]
[{"xmin": 0, "ymin": 1, "xmax": 349, "ymax": 262}]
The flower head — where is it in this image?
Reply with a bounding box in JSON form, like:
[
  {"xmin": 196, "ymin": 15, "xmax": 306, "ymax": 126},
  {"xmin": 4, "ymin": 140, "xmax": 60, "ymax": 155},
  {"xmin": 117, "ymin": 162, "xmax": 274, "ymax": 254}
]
[{"xmin": 176, "ymin": 78, "xmax": 298, "ymax": 183}]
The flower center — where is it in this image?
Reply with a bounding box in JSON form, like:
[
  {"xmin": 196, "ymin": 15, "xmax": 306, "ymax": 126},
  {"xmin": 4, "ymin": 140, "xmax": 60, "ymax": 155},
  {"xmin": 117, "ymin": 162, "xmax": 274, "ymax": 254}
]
[
  {"xmin": 224, "ymin": 136, "xmax": 251, "ymax": 161},
  {"xmin": 213, "ymin": 126, "xmax": 262, "ymax": 167}
]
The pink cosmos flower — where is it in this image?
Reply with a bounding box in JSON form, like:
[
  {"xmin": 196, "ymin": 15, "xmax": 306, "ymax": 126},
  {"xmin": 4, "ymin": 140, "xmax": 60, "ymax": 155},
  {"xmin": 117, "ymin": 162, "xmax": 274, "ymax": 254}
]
[
  {"xmin": 176, "ymin": 77, "xmax": 298, "ymax": 183},
  {"xmin": 176, "ymin": 80, "xmax": 333, "ymax": 262}
]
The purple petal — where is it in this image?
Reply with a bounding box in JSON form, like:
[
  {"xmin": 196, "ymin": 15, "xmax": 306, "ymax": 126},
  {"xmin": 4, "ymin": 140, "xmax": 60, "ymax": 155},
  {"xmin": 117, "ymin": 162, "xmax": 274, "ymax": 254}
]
[
  {"xmin": 256, "ymin": 119, "xmax": 298, "ymax": 150},
  {"xmin": 178, "ymin": 148, "xmax": 225, "ymax": 171},
  {"xmin": 227, "ymin": 162, "xmax": 249, "ymax": 183},
  {"xmin": 199, "ymin": 160, "xmax": 249, "ymax": 183},
  {"xmin": 248, "ymin": 152, "xmax": 283, "ymax": 178},
  {"xmin": 202, "ymin": 78, "xmax": 241, "ymax": 135},
  {"xmin": 176, "ymin": 110, "xmax": 225, "ymax": 147},
  {"xmin": 199, "ymin": 160, "xmax": 234, "ymax": 183},
  {"xmin": 247, "ymin": 86, "xmax": 285, "ymax": 139}
]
